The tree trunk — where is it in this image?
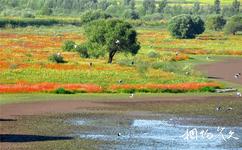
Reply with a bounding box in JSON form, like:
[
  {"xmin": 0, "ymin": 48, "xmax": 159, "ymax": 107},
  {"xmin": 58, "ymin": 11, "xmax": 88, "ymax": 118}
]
[{"xmin": 108, "ymin": 51, "xmax": 116, "ymax": 64}]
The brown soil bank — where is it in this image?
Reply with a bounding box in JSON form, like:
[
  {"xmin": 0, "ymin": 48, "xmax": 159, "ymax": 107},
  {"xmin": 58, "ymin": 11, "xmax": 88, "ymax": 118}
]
[{"xmin": 197, "ymin": 58, "xmax": 242, "ymax": 85}]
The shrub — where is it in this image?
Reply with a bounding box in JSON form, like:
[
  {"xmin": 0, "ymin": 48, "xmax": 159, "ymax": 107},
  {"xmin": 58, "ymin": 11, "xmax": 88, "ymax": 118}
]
[
  {"xmin": 147, "ymin": 51, "xmax": 160, "ymax": 58},
  {"xmin": 49, "ymin": 53, "xmax": 65, "ymax": 63},
  {"xmin": 199, "ymin": 86, "xmax": 216, "ymax": 92},
  {"xmin": 136, "ymin": 62, "xmax": 149, "ymax": 75},
  {"xmin": 0, "ymin": 18, "xmax": 82, "ymax": 28},
  {"xmin": 75, "ymin": 44, "xmax": 89, "ymax": 58},
  {"xmin": 168, "ymin": 14, "xmax": 205, "ymax": 39},
  {"xmin": 62, "ymin": 40, "xmax": 76, "ymax": 52},
  {"xmin": 22, "ymin": 12, "xmax": 35, "ymax": 18},
  {"xmin": 142, "ymin": 13, "xmax": 163, "ymax": 21},
  {"xmin": 123, "ymin": 9, "xmax": 140, "ymax": 20},
  {"xmin": 54, "ymin": 88, "xmax": 75, "ymax": 94},
  {"xmin": 81, "ymin": 10, "xmax": 112, "ymax": 24},
  {"xmin": 40, "ymin": 6, "xmax": 53, "ymax": 16},
  {"xmin": 206, "ymin": 15, "xmax": 226, "ymax": 31},
  {"xmin": 224, "ymin": 15, "xmax": 242, "ymax": 35}
]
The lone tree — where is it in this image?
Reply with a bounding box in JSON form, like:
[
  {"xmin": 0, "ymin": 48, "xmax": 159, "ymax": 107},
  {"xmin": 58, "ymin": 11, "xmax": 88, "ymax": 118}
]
[
  {"xmin": 158, "ymin": 0, "xmax": 168, "ymax": 14},
  {"xmin": 225, "ymin": 15, "xmax": 242, "ymax": 35},
  {"xmin": 143, "ymin": 0, "xmax": 156, "ymax": 14},
  {"xmin": 206, "ymin": 15, "xmax": 226, "ymax": 31},
  {"xmin": 214, "ymin": 0, "xmax": 221, "ymax": 14},
  {"xmin": 168, "ymin": 15, "xmax": 205, "ymax": 39},
  {"xmin": 232, "ymin": 0, "xmax": 240, "ymax": 14},
  {"xmin": 192, "ymin": 1, "xmax": 200, "ymax": 15},
  {"xmin": 84, "ymin": 19, "xmax": 140, "ymax": 63}
]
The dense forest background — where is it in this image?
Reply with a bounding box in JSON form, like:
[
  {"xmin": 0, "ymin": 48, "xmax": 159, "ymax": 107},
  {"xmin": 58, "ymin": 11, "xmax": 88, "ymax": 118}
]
[{"xmin": 0, "ymin": 0, "xmax": 241, "ymax": 20}]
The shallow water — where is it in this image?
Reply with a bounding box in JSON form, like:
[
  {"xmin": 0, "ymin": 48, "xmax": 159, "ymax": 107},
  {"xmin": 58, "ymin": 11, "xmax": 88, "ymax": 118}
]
[{"xmin": 70, "ymin": 117, "xmax": 242, "ymax": 150}]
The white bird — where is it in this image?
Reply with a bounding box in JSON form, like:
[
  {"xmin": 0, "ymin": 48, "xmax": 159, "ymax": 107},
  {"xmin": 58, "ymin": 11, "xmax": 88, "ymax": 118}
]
[
  {"xmin": 129, "ymin": 93, "xmax": 134, "ymax": 98},
  {"xmin": 236, "ymin": 92, "xmax": 241, "ymax": 97},
  {"xmin": 118, "ymin": 133, "xmax": 121, "ymax": 136},
  {"xmin": 57, "ymin": 52, "xmax": 61, "ymax": 56},
  {"xmin": 115, "ymin": 40, "xmax": 120, "ymax": 44},
  {"xmin": 118, "ymin": 80, "xmax": 123, "ymax": 84},
  {"xmin": 175, "ymin": 52, "xmax": 179, "ymax": 56},
  {"xmin": 74, "ymin": 44, "xmax": 77, "ymax": 49},
  {"xmin": 216, "ymin": 106, "xmax": 222, "ymax": 111},
  {"xmin": 227, "ymin": 107, "xmax": 233, "ymax": 111},
  {"xmin": 234, "ymin": 73, "xmax": 241, "ymax": 79}
]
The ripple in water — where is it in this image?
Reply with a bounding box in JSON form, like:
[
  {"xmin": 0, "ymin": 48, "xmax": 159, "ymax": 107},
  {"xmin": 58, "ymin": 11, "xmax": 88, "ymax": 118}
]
[{"xmin": 70, "ymin": 118, "xmax": 242, "ymax": 150}]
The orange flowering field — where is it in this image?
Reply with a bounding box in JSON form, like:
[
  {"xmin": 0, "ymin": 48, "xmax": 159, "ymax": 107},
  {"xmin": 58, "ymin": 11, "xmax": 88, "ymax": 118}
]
[
  {"xmin": 1, "ymin": 27, "xmax": 239, "ymax": 93},
  {"xmin": 0, "ymin": 82, "xmax": 102, "ymax": 93}
]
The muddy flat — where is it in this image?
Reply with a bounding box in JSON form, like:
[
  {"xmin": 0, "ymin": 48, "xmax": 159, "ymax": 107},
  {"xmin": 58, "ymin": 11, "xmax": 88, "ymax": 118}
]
[
  {"xmin": 1, "ymin": 95, "xmax": 241, "ymax": 118},
  {"xmin": 197, "ymin": 58, "xmax": 242, "ymax": 85}
]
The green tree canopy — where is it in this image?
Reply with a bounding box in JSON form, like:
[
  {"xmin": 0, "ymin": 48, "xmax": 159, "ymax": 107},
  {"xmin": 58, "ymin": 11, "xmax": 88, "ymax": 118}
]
[
  {"xmin": 168, "ymin": 14, "xmax": 205, "ymax": 39},
  {"xmin": 84, "ymin": 19, "xmax": 140, "ymax": 63},
  {"xmin": 81, "ymin": 10, "xmax": 112, "ymax": 24},
  {"xmin": 214, "ymin": 0, "xmax": 221, "ymax": 14},
  {"xmin": 206, "ymin": 15, "xmax": 226, "ymax": 31},
  {"xmin": 225, "ymin": 15, "xmax": 242, "ymax": 35}
]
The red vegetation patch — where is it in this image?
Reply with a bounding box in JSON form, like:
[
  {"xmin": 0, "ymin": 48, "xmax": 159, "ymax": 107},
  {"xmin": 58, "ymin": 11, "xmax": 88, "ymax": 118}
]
[
  {"xmin": 171, "ymin": 54, "xmax": 189, "ymax": 61},
  {"xmin": 0, "ymin": 83, "xmax": 102, "ymax": 93}
]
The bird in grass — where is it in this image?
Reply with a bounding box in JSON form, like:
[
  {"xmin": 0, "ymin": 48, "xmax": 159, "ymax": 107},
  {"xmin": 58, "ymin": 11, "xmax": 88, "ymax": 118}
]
[
  {"xmin": 115, "ymin": 40, "xmax": 120, "ymax": 44},
  {"xmin": 129, "ymin": 93, "xmax": 134, "ymax": 98},
  {"xmin": 74, "ymin": 44, "xmax": 77, "ymax": 49},
  {"xmin": 236, "ymin": 92, "xmax": 241, "ymax": 97},
  {"xmin": 118, "ymin": 80, "xmax": 123, "ymax": 84},
  {"xmin": 175, "ymin": 52, "xmax": 179, "ymax": 56},
  {"xmin": 227, "ymin": 107, "xmax": 233, "ymax": 111},
  {"xmin": 89, "ymin": 62, "xmax": 93, "ymax": 67},
  {"xmin": 57, "ymin": 52, "xmax": 61, "ymax": 56},
  {"xmin": 131, "ymin": 61, "xmax": 135, "ymax": 65},
  {"xmin": 234, "ymin": 73, "xmax": 241, "ymax": 79},
  {"xmin": 206, "ymin": 56, "xmax": 211, "ymax": 60},
  {"xmin": 216, "ymin": 106, "xmax": 222, "ymax": 111}
]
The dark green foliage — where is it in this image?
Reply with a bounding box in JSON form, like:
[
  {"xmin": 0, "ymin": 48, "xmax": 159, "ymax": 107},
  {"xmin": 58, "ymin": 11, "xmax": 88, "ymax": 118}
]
[
  {"xmin": 123, "ymin": 0, "xmax": 131, "ymax": 6},
  {"xmin": 62, "ymin": 40, "xmax": 76, "ymax": 52},
  {"xmin": 98, "ymin": 0, "xmax": 111, "ymax": 10},
  {"xmin": 49, "ymin": 53, "xmax": 65, "ymax": 63},
  {"xmin": 84, "ymin": 19, "xmax": 140, "ymax": 63},
  {"xmin": 21, "ymin": 11, "xmax": 35, "ymax": 18},
  {"xmin": 214, "ymin": 0, "xmax": 221, "ymax": 14},
  {"xmin": 0, "ymin": 18, "xmax": 82, "ymax": 28},
  {"xmin": 75, "ymin": 44, "xmax": 89, "ymax": 58},
  {"xmin": 123, "ymin": 9, "xmax": 139, "ymax": 20},
  {"xmin": 231, "ymin": 0, "xmax": 240, "ymax": 14},
  {"xmin": 40, "ymin": 5, "xmax": 52, "ymax": 15},
  {"xmin": 168, "ymin": 14, "xmax": 205, "ymax": 39},
  {"xmin": 54, "ymin": 88, "xmax": 75, "ymax": 94},
  {"xmin": 192, "ymin": 1, "xmax": 200, "ymax": 15},
  {"xmin": 81, "ymin": 10, "xmax": 111, "ymax": 24},
  {"xmin": 225, "ymin": 15, "xmax": 242, "ymax": 35},
  {"xmin": 158, "ymin": 0, "xmax": 168, "ymax": 14},
  {"xmin": 143, "ymin": 13, "xmax": 163, "ymax": 21},
  {"xmin": 206, "ymin": 15, "xmax": 226, "ymax": 31},
  {"xmin": 143, "ymin": 0, "xmax": 156, "ymax": 15}
]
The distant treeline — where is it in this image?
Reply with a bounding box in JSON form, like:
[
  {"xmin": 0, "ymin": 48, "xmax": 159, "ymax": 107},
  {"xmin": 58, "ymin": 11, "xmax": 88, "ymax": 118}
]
[
  {"xmin": 0, "ymin": 0, "xmax": 241, "ymax": 22},
  {"xmin": 0, "ymin": 18, "xmax": 83, "ymax": 28},
  {"xmin": 0, "ymin": 17, "xmax": 165, "ymax": 28}
]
